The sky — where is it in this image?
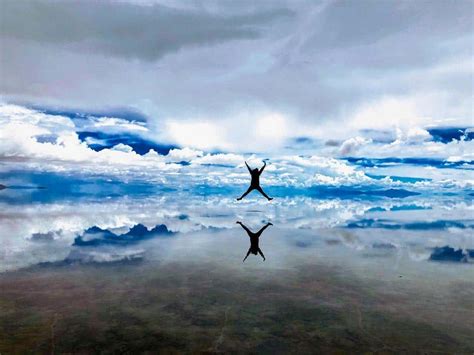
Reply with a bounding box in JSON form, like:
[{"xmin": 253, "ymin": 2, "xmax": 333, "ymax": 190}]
[{"xmin": 0, "ymin": 0, "xmax": 473, "ymax": 182}]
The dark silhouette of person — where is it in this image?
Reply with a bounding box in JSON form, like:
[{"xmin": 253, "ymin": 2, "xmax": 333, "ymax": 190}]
[
  {"xmin": 236, "ymin": 221, "xmax": 272, "ymax": 261},
  {"xmin": 237, "ymin": 160, "xmax": 273, "ymax": 201}
]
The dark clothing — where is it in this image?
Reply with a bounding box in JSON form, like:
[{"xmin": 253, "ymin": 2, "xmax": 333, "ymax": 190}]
[
  {"xmin": 250, "ymin": 170, "xmax": 260, "ymax": 188},
  {"xmin": 237, "ymin": 162, "xmax": 273, "ymax": 201},
  {"xmin": 249, "ymin": 235, "xmax": 260, "ymax": 254}
]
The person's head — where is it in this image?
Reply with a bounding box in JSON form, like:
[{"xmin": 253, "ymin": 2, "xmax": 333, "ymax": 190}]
[{"xmin": 252, "ymin": 168, "xmax": 259, "ymax": 174}]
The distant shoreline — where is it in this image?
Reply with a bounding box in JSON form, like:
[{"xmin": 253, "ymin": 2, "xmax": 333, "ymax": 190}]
[{"xmin": 0, "ymin": 184, "xmax": 6, "ymax": 190}]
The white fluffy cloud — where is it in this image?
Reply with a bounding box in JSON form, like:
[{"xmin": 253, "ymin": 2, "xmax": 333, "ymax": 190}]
[
  {"xmin": 77, "ymin": 116, "xmax": 148, "ymax": 133},
  {"xmin": 0, "ymin": 104, "xmax": 369, "ymax": 188},
  {"xmin": 339, "ymin": 137, "xmax": 372, "ymax": 156},
  {"xmin": 165, "ymin": 110, "xmax": 299, "ymax": 152},
  {"xmin": 0, "ymin": 103, "xmax": 472, "ymax": 190}
]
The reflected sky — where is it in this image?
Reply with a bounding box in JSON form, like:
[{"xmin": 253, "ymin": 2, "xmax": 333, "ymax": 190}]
[
  {"xmin": 1, "ymin": 180, "xmax": 473, "ymax": 353},
  {"xmin": 1, "ymin": 187, "xmax": 473, "ymax": 272}
]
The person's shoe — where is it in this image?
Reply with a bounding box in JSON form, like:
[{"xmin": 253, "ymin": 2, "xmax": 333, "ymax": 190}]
[
  {"xmin": 268, "ymin": 198, "xmax": 273, "ymax": 201},
  {"xmin": 237, "ymin": 197, "xmax": 242, "ymax": 201}
]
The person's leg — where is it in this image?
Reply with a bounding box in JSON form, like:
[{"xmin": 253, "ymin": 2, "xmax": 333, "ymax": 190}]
[
  {"xmin": 256, "ymin": 186, "xmax": 273, "ymax": 201},
  {"xmin": 237, "ymin": 187, "xmax": 253, "ymax": 200}
]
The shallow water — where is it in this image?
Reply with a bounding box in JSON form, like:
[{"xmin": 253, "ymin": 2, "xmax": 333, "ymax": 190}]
[{"xmin": 1, "ymin": 188, "xmax": 473, "ymax": 353}]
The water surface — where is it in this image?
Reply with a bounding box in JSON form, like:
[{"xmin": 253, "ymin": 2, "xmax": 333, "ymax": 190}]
[{"xmin": 1, "ymin": 185, "xmax": 473, "ymax": 353}]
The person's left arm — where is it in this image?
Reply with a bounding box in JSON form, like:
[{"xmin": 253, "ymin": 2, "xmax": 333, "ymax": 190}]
[
  {"xmin": 259, "ymin": 161, "xmax": 267, "ymax": 174},
  {"xmin": 237, "ymin": 221, "xmax": 252, "ymax": 235}
]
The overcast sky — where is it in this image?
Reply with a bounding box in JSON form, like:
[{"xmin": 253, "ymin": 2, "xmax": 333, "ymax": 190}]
[{"xmin": 0, "ymin": 0, "xmax": 472, "ymax": 152}]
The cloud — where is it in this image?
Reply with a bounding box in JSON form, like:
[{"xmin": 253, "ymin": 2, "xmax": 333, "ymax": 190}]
[
  {"xmin": 0, "ymin": 0, "xmax": 471, "ymax": 152},
  {"xmin": 339, "ymin": 137, "xmax": 372, "ymax": 156},
  {"xmin": 344, "ymin": 136, "xmax": 474, "ymax": 161},
  {"xmin": 0, "ymin": 103, "xmax": 472, "ymax": 192},
  {"xmin": 0, "ymin": 0, "xmax": 293, "ymax": 61},
  {"xmin": 165, "ymin": 110, "xmax": 295, "ymax": 152},
  {"xmin": 405, "ymin": 128, "xmax": 431, "ymax": 144},
  {"xmin": 0, "ymin": 103, "xmax": 172, "ymax": 171},
  {"xmin": 31, "ymin": 231, "xmax": 60, "ymax": 242},
  {"xmin": 111, "ymin": 143, "xmax": 134, "ymax": 153},
  {"xmin": 80, "ymin": 117, "xmax": 148, "ymax": 133},
  {"xmin": 166, "ymin": 120, "xmax": 228, "ymax": 150},
  {"xmin": 60, "ymin": 248, "xmax": 145, "ymax": 265},
  {"xmin": 166, "ymin": 147, "xmax": 203, "ymax": 162}
]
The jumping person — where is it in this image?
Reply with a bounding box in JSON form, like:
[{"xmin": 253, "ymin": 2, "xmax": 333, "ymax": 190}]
[
  {"xmin": 236, "ymin": 221, "xmax": 272, "ymax": 262},
  {"xmin": 237, "ymin": 160, "xmax": 273, "ymax": 201}
]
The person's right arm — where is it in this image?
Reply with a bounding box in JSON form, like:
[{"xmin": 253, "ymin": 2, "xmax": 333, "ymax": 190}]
[{"xmin": 245, "ymin": 161, "xmax": 251, "ymax": 173}]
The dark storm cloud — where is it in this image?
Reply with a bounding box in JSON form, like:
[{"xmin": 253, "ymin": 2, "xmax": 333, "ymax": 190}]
[{"xmin": 0, "ymin": 0, "xmax": 293, "ymax": 61}]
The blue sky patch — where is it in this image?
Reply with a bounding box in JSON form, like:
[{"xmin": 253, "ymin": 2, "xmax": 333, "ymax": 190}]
[
  {"xmin": 427, "ymin": 127, "xmax": 473, "ymax": 143},
  {"xmin": 77, "ymin": 131, "xmax": 177, "ymax": 155},
  {"xmin": 346, "ymin": 157, "xmax": 474, "ymax": 169},
  {"xmin": 31, "ymin": 105, "xmax": 148, "ymax": 123}
]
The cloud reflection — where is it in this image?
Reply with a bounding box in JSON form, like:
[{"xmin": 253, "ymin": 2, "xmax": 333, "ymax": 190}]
[{"xmin": 0, "ymin": 192, "xmax": 472, "ymax": 272}]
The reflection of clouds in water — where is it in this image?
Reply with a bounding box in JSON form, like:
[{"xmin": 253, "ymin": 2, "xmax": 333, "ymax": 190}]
[
  {"xmin": 74, "ymin": 224, "xmax": 174, "ymax": 247},
  {"xmin": 0, "ymin": 194, "xmax": 473, "ymax": 271},
  {"xmin": 429, "ymin": 246, "xmax": 474, "ymax": 263},
  {"xmin": 346, "ymin": 219, "xmax": 474, "ymax": 230},
  {"xmin": 53, "ymin": 248, "xmax": 146, "ymax": 266}
]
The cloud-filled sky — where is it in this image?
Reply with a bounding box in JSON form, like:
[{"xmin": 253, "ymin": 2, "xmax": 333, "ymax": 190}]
[{"xmin": 1, "ymin": 0, "xmax": 472, "ymax": 153}]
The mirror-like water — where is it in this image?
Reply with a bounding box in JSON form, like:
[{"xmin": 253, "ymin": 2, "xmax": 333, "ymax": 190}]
[{"xmin": 1, "ymin": 189, "xmax": 473, "ymax": 353}]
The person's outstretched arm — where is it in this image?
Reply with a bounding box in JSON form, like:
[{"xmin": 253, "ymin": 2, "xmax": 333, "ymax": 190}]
[
  {"xmin": 245, "ymin": 161, "xmax": 251, "ymax": 173},
  {"xmin": 258, "ymin": 248, "xmax": 266, "ymax": 261},
  {"xmin": 243, "ymin": 249, "xmax": 251, "ymax": 262},
  {"xmin": 256, "ymin": 222, "xmax": 273, "ymax": 237},
  {"xmin": 259, "ymin": 161, "xmax": 267, "ymax": 174},
  {"xmin": 236, "ymin": 221, "xmax": 252, "ymax": 235}
]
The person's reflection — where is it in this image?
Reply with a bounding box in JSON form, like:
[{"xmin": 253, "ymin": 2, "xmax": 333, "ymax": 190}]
[{"xmin": 236, "ymin": 221, "xmax": 273, "ymax": 262}]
